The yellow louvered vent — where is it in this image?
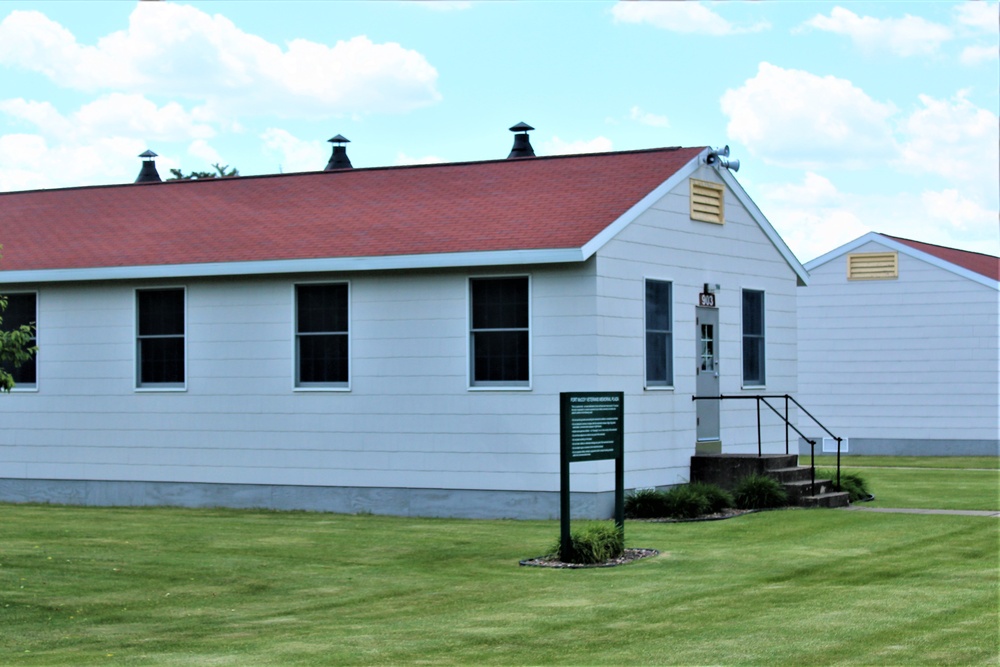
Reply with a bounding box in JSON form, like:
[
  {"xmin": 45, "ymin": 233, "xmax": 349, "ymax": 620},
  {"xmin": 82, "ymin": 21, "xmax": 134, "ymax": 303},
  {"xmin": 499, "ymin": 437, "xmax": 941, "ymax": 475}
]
[
  {"xmin": 690, "ymin": 179, "xmax": 724, "ymax": 225},
  {"xmin": 847, "ymin": 252, "xmax": 898, "ymax": 280}
]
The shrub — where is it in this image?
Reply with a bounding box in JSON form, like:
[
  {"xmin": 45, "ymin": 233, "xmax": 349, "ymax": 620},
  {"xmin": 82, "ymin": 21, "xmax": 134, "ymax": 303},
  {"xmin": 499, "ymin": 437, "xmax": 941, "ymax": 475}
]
[
  {"xmin": 624, "ymin": 488, "xmax": 670, "ymax": 519},
  {"xmin": 687, "ymin": 482, "xmax": 734, "ymax": 514},
  {"xmin": 551, "ymin": 522, "xmax": 625, "ymax": 564},
  {"xmin": 662, "ymin": 485, "xmax": 711, "ymax": 519},
  {"xmin": 733, "ymin": 474, "xmax": 788, "ymax": 509},
  {"xmin": 819, "ymin": 468, "xmax": 870, "ymax": 502}
]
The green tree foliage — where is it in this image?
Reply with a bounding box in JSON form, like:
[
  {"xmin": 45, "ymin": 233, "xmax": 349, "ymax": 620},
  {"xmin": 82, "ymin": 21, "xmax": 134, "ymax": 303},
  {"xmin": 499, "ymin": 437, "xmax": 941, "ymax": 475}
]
[
  {"xmin": 0, "ymin": 300, "xmax": 37, "ymax": 393},
  {"xmin": 0, "ymin": 246, "xmax": 39, "ymax": 392},
  {"xmin": 168, "ymin": 163, "xmax": 239, "ymax": 180}
]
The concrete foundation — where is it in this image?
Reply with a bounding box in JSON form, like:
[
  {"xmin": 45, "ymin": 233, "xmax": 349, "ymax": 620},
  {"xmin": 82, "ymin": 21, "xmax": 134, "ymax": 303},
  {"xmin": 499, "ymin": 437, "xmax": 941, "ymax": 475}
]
[{"xmin": 0, "ymin": 478, "xmax": 620, "ymax": 521}]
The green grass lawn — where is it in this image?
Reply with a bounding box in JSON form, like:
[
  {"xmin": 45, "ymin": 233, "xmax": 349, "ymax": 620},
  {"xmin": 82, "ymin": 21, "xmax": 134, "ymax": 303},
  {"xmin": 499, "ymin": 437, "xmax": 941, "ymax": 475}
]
[
  {"xmin": 811, "ymin": 455, "xmax": 999, "ymax": 470},
  {"xmin": 811, "ymin": 456, "xmax": 1000, "ymax": 511},
  {"xmin": 2, "ymin": 497, "xmax": 997, "ymax": 665}
]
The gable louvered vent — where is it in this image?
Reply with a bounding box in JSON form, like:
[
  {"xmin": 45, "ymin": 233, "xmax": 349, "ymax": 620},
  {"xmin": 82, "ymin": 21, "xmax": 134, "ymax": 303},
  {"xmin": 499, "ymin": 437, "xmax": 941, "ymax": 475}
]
[
  {"xmin": 690, "ymin": 178, "xmax": 724, "ymax": 224},
  {"xmin": 847, "ymin": 252, "xmax": 899, "ymax": 280}
]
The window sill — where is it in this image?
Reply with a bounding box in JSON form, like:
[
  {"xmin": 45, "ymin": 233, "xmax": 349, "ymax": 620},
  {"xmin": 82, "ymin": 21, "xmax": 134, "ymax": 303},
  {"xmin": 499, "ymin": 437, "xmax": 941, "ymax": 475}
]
[
  {"xmin": 644, "ymin": 385, "xmax": 675, "ymax": 391},
  {"xmin": 294, "ymin": 385, "xmax": 351, "ymax": 392},
  {"xmin": 135, "ymin": 386, "xmax": 187, "ymax": 393},
  {"xmin": 468, "ymin": 384, "xmax": 532, "ymax": 392}
]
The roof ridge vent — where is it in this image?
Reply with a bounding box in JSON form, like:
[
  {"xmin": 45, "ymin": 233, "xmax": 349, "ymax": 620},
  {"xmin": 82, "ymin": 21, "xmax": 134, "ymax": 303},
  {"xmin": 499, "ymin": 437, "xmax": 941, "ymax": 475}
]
[
  {"xmin": 134, "ymin": 150, "xmax": 162, "ymax": 183},
  {"xmin": 325, "ymin": 134, "xmax": 353, "ymax": 170},
  {"xmin": 507, "ymin": 122, "xmax": 535, "ymax": 159}
]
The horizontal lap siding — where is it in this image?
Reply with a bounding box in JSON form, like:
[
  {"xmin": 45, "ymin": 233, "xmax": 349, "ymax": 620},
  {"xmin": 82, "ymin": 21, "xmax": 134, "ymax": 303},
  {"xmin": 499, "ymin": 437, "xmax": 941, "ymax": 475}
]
[
  {"xmin": 1, "ymin": 265, "xmax": 600, "ymax": 493},
  {"xmin": 798, "ymin": 241, "xmax": 999, "ymax": 441},
  {"xmin": 595, "ymin": 166, "xmax": 800, "ymax": 489}
]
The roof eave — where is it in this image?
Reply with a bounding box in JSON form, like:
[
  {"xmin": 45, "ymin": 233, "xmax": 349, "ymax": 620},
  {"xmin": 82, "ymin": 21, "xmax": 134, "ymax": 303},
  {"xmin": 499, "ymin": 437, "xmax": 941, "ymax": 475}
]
[{"xmin": 0, "ymin": 247, "xmax": 590, "ymax": 285}]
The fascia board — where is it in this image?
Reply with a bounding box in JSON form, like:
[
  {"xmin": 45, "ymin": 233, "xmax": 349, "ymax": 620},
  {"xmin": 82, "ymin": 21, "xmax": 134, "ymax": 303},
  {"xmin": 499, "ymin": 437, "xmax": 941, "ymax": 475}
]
[
  {"xmin": 715, "ymin": 166, "xmax": 811, "ymax": 287},
  {"xmin": 0, "ymin": 247, "xmax": 587, "ymax": 285},
  {"xmin": 805, "ymin": 232, "xmax": 999, "ymax": 291},
  {"xmin": 579, "ymin": 152, "xmax": 705, "ymax": 260}
]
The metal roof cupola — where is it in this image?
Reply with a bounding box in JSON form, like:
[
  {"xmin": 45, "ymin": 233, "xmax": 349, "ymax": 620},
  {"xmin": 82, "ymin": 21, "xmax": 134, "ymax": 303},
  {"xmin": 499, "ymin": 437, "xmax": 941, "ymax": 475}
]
[
  {"xmin": 134, "ymin": 150, "xmax": 162, "ymax": 183},
  {"xmin": 325, "ymin": 135, "xmax": 353, "ymax": 170},
  {"xmin": 507, "ymin": 122, "xmax": 535, "ymax": 159}
]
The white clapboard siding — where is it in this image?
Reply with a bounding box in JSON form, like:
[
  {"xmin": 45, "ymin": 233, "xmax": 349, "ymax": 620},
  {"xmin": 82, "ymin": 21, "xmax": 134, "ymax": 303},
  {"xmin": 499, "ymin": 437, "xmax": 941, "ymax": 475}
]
[{"xmin": 799, "ymin": 239, "xmax": 999, "ymax": 441}]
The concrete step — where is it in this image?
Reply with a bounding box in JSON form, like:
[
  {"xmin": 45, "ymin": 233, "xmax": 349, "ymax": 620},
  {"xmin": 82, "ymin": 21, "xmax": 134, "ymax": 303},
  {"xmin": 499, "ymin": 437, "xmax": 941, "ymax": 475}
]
[
  {"xmin": 801, "ymin": 491, "xmax": 851, "ymax": 509},
  {"xmin": 767, "ymin": 466, "xmax": 813, "ymax": 484},
  {"xmin": 782, "ymin": 478, "xmax": 835, "ymax": 502}
]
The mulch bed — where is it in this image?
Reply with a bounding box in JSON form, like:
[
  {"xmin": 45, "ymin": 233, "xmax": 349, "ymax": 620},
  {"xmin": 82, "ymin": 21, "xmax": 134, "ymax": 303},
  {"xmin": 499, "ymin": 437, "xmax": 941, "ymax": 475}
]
[
  {"xmin": 520, "ymin": 548, "xmax": 660, "ymax": 569},
  {"xmin": 519, "ymin": 509, "xmax": 758, "ymax": 568}
]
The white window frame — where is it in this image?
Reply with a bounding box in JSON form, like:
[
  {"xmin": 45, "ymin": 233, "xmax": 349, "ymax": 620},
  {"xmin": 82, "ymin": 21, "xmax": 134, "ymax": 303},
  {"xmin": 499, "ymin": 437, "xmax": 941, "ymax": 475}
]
[
  {"xmin": 293, "ymin": 281, "xmax": 351, "ymax": 392},
  {"xmin": 741, "ymin": 288, "xmax": 765, "ymax": 388},
  {"xmin": 1, "ymin": 290, "xmax": 39, "ymax": 392},
  {"xmin": 135, "ymin": 286, "xmax": 187, "ymax": 392},
  {"xmin": 643, "ymin": 278, "xmax": 674, "ymax": 390},
  {"xmin": 468, "ymin": 274, "xmax": 532, "ymax": 391}
]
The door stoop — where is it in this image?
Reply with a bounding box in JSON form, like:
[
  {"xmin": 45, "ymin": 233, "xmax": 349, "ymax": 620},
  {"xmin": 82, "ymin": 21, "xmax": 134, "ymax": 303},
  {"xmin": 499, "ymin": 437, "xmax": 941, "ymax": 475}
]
[{"xmin": 695, "ymin": 440, "xmax": 722, "ymax": 455}]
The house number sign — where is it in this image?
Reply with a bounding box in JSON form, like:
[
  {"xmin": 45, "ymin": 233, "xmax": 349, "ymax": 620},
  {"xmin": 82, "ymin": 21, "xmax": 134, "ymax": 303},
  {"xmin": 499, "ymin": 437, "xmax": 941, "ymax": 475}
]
[{"xmin": 699, "ymin": 292, "xmax": 716, "ymax": 308}]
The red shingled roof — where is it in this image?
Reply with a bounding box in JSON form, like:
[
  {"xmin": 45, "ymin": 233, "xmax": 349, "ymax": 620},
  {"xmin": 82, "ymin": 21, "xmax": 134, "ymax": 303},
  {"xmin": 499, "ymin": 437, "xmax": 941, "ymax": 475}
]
[
  {"xmin": 0, "ymin": 147, "xmax": 704, "ymax": 273},
  {"xmin": 883, "ymin": 234, "xmax": 999, "ymax": 281}
]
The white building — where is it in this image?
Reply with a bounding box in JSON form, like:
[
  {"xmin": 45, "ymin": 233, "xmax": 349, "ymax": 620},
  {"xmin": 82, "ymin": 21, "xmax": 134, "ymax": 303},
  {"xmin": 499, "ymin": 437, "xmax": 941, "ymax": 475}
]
[
  {"xmin": 0, "ymin": 135, "xmax": 808, "ymax": 518},
  {"xmin": 798, "ymin": 232, "xmax": 999, "ymax": 456}
]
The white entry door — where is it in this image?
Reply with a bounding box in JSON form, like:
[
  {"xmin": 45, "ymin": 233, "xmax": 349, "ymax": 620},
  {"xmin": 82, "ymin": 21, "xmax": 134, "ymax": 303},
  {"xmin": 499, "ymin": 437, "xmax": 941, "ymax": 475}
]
[{"xmin": 696, "ymin": 306, "xmax": 720, "ymax": 444}]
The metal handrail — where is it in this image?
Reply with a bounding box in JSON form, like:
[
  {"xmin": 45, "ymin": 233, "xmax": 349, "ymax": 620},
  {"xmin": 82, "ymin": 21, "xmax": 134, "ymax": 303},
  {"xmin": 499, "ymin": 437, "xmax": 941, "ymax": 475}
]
[{"xmin": 691, "ymin": 394, "xmax": 843, "ymax": 492}]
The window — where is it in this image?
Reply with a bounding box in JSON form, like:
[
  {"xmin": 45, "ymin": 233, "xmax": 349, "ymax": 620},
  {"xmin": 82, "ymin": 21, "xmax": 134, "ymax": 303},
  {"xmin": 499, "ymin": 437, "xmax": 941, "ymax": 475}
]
[
  {"xmin": 742, "ymin": 289, "xmax": 765, "ymax": 386},
  {"xmin": 136, "ymin": 288, "xmax": 185, "ymax": 388},
  {"xmin": 296, "ymin": 283, "xmax": 349, "ymax": 387},
  {"xmin": 470, "ymin": 276, "xmax": 529, "ymax": 387},
  {"xmin": 848, "ymin": 252, "xmax": 898, "ymax": 280},
  {"xmin": 645, "ymin": 279, "xmax": 672, "ymax": 387},
  {"xmin": 0, "ymin": 292, "xmax": 37, "ymax": 388},
  {"xmin": 690, "ymin": 179, "xmax": 724, "ymax": 225}
]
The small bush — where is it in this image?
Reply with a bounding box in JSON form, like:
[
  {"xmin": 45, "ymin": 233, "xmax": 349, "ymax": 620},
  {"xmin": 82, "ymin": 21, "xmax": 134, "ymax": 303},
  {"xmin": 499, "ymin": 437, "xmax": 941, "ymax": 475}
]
[
  {"xmin": 662, "ymin": 485, "xmax": 711, "ymax": 519},
  {"xmin": 551, "ymin": 522, "xmax": 624, "ymax": 564},
  {"xmin": 819, "ymin": 468, "xmax": 870, "ymax": 502},
  {"xmin": 733, "ymin": 474, "xmax": 788, "ymax": 509},
  {"xmin": 624, "ymin": 488, "xmax": 670, "ymax": 519},
  {"xmin": 687, "ymin": 482, "xmax": 734, "ymax": 514}
]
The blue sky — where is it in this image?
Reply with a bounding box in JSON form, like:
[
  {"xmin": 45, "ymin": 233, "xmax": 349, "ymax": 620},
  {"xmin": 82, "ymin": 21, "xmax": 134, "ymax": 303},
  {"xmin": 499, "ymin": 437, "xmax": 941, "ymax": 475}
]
[{"xmin": 0, "ymin": 1, "xmax": 996, "ymax": 262}]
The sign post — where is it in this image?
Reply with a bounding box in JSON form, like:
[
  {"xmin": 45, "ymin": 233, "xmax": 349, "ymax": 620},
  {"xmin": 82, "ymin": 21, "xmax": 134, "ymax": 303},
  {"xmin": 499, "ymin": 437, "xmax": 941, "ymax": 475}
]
[{"xmin": 559, "ymin": 391, "xmax": 625, "ymax": 562}]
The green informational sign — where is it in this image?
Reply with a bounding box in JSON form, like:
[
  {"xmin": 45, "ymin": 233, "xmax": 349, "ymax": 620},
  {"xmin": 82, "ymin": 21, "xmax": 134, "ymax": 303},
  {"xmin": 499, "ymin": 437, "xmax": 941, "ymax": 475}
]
[
  {"xmin": 562, "ymin": 392, "xmax": 623, "ymax": 462},
  {"xmin": 559, "ymin": 392, "xmax": 625, "ymax": 562}
]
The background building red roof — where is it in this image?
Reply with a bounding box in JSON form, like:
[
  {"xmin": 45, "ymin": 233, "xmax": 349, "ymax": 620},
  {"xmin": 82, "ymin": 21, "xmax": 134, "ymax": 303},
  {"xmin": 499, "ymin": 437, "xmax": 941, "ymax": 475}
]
[
  {"xmin": 0, "ymin": 147, "xmax": 704, "ymax": 273},
  {"xmin": 883, "ymin": 234, "xmax": 999, "ymax": 281}
]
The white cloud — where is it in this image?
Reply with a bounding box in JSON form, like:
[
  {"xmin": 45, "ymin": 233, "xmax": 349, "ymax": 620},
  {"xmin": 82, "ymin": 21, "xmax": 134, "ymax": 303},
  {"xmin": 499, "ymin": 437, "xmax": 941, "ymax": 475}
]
[
  {"xmin": 960, "ymin": 44, "xmax": 999, "ymax": 65},
  {"xmin": 187, "ymin": 139, "xmax": 223, "ymax": 167},
  {"xmin": 395, "ymin": 152, "xmax": 447, "ymax": 166},
  {"xmin": 0, "ymin": 132, "xmax": 157, "ymax": 191},
  {"xmin": 758, "ymin": 174, "xmax": 999, "ymax": 262},
  {"xmin": 540, "ymin": 136, "xmax": 613, "ymax": 156},
  {"xmin": 629, "ymin": 106, "xmax": 670, "ymax": 128},
  {"xmin": 954, "ymin": 1, "xmax": 1000, "ymax": 31},
  {"xmin": 895, "ymin": 91, "xmax": 999, "ymax": 197},
  {"xmin": 0, "ymin": 4, "xmax": 441, "ymax": 119},
  {"xmin": 802, "ymin": 7, "xmax": 952, "ymax": 57},
  {"xmin": 610, "ymin": 1, "xmax": 769, "ymax": 35},
  {"xmin": 720, "ymin": 63, "xmax": 897, "ymax": 168},
  {"xmin": 259, "ymin": 128, "xmax": 327, "ymax": 173},
  {"xmin": 0, "ymin": 94, "xmax": 215, "ymax": 143},
  {"xmin": 921, "ymin": 189, "xmax": 998, "ymax": 233}
]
